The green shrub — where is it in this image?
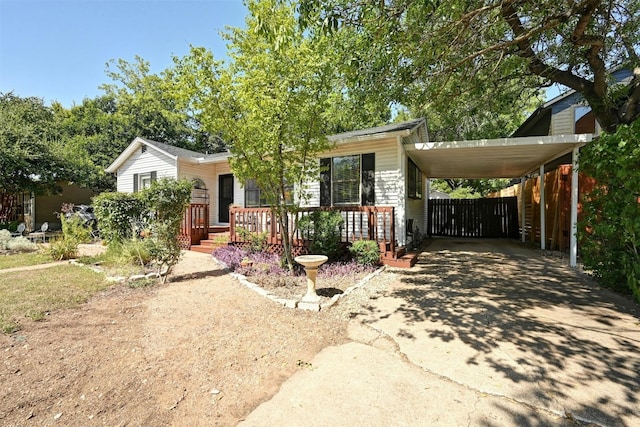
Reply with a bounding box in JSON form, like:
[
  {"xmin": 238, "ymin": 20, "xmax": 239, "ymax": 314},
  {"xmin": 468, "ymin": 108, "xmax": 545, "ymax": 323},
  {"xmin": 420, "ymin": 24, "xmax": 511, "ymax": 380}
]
[
  {"xmin": 48, "ymin": 237, "xmax": 79, "ymax": 261},
  {"xmin": 93, "ymin": 192, "xmax": 145, "ymax": 244},
  {"xmin": 578, "ymin": 121, "xmax": 640, "ymax": 303},
  {"xmin": 47, "ymin": 211, "xmax": 92, "ymax": 261},
  {"xmin": 349, "ymin": 240, "xmax": 381, "ymax": 266},
  {"xmin": 236, "ymin": 227, "xmax": 267, "ymax": 252},
  {"xmin": 298, "ymin": 210, "xmax": 345, "ymax": 260}
]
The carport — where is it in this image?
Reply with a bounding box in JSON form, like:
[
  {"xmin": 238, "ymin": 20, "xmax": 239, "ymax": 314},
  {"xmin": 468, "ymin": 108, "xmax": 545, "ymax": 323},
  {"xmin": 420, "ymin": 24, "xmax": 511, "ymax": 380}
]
[{"xmin": 405, "ymin": 133, "xmax": 593, "ymax": 267}]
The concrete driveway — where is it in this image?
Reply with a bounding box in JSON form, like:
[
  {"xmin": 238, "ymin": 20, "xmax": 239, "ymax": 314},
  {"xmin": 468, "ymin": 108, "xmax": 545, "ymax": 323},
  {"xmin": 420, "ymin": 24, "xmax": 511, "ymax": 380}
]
[{"xmin": 243, "ymin": 239, "xmax": 640, "ymax": 426}]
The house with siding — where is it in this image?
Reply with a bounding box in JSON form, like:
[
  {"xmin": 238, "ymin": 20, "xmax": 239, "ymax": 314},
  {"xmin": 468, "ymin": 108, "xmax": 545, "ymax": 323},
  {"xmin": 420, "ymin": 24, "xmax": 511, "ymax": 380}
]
[
  {"xmin": 488, "ymin": 67, "xmax": 634, "ymax": 251},
  {"xmin": 106, "ymin": 119, "xmax": 429, "ymax": 266}
]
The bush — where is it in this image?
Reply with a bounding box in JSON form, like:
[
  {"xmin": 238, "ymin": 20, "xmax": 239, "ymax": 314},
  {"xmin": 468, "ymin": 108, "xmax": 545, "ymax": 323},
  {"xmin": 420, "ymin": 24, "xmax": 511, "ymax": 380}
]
[
  {"xmin": 94, "ymin": 178, "xmax": 192, "ymax": 281},
  {"xmin": 349, "ymin": 240, "xmax": 381, "ymax": 266},
  {"xmin": 578, "ymin": 121, "xmax": 640, "ymax": 303},
  {"xmin": 47, "ymin": 209, "xmax": 92, "ymax": 261},
  {"xmin": 6, "ymin": 236, "xmax": 37, "ymax": 252},
  {"xmin": 93, "ymin": 192, "xmax": 145, "ymax": 243},
  {"xmin": 48, "ymin": 237, "xmax": 79, "ymax": 261},
  {"xmin": 0, "ymin": 230, "xmax": 37, "ymax": 252},
  {"xmin": 297, "ymin": 210, "xmax": 345, "ymax": 260},
  {"xmin": 0, "ymin": 229, "xmax": 11, "ymax": 249},
  {"xmin": 235, "ymin": 227, "xmax": 267, "ymax": 252}
]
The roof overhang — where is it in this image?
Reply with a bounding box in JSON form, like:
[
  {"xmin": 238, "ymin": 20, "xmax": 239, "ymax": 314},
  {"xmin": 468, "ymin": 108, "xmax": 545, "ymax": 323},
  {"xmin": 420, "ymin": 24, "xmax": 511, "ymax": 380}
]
[{"xmin": 406, "ymin": 134, "xmax": 592, "ymax": 179}]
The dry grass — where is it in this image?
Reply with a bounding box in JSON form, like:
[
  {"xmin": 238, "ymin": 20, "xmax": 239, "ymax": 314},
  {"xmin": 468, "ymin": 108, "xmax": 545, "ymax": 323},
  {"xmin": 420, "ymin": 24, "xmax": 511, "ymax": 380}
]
[
  {"xmin": 0, "ymin": 251, "xmax": 51, "ymax": 269},
  {"xmin": 0, "ymin": 264, "xmax": 110, "ymax": 333}
]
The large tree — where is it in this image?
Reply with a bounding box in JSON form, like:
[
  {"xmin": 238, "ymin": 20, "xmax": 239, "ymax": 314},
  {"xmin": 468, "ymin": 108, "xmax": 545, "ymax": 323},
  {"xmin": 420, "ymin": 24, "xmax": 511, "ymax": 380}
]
[
  {"xmin": 171, "ymin": 0, "xmax": 355, "ymax": 269},
  {"xmin": 300, "ymin": 0, "xmax": 640, "ymax": 133},
  {"xmin": 0, "ymin": 93, "xmax": 68, "ymax": 196}
]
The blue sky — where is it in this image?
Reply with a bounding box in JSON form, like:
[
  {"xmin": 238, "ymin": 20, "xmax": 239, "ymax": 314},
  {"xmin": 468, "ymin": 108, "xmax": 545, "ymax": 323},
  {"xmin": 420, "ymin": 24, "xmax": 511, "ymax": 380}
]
[{"xmin": 0, "ymin": 0, "xmax": 248, "ymax": 107}]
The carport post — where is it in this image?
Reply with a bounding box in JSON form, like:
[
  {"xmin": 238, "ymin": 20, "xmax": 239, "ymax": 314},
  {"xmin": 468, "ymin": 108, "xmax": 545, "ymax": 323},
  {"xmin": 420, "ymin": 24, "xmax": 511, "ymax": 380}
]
[
  {"xmin": 520, "ymin": 177, "xmax": 526, "ymax": 242},
  {"xmin": 539, "ymin": 165, "xmax": 546, "ymax": 250},
  {"xmin": 570, "ymin": 147, "xmax": 579, "ymax": 268}
]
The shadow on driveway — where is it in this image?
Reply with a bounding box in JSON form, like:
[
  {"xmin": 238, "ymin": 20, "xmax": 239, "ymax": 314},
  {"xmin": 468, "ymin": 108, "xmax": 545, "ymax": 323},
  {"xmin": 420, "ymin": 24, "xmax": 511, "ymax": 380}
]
[{"xmin": 358, "ymin": 238, "xmax": 640, "ymax": 427}]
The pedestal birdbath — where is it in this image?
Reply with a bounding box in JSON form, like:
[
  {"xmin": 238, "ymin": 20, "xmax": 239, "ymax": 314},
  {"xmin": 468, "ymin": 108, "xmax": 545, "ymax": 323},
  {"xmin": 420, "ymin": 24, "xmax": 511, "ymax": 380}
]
[{"xmin": 294, "ymin": 255, "xmax": 328, "ymax": 309}]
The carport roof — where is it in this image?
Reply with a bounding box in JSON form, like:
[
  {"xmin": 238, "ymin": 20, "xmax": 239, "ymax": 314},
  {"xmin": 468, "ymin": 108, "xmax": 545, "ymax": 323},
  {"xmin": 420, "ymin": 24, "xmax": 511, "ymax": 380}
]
[{"xmin": 405, "ymin": 134, "xmax": 592, "ymax": 179}]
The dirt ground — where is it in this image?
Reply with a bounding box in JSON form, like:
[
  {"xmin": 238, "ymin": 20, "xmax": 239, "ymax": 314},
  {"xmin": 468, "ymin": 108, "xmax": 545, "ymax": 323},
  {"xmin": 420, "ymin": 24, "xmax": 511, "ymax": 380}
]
[{"xmin": 0, "ymin": 248, "xmax": 392, "ymax": 426}]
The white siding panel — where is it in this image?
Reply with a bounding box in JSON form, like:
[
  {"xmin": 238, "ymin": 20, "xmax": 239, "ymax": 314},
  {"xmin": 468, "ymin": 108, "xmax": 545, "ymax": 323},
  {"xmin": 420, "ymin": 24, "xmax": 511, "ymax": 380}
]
[
  {"xmin": 117, "ymin": 147, "xmax": 176, "ymax": 192},
  {"xmin": 551, "ymin": 107, "xmax": 575, "ymax": 135},
  {"xmin": 178, "ymin": 160, "xmax": 219, "ymax": 225}
]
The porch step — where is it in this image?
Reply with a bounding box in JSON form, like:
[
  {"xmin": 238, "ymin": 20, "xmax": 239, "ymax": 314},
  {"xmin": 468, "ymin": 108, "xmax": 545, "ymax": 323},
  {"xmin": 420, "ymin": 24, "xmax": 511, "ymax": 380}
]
[
  {"xmin": 382, "ymin": 252, "xmax": 418, "ymax": 268},
  {"xmin": 190, "ymin": 245, "xmax": 217, "ymax": 254},
  {"xmin": 209, "ymin": 225, "xmax": 230, "ymax": 233},
  {"xmin": 189, "ymin": 231, "xmax": 230, "ymax": 255}
]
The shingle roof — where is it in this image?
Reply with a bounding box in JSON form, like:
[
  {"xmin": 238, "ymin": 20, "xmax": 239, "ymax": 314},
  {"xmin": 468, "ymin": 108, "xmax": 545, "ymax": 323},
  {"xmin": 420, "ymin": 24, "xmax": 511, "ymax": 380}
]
[
  {"xmin": 138, "ymin": 137, "xmax": 230, "ymax": 162},
  {"xmin": 328, "ymin": 118, "xmax": 425, "ymax": 142}
]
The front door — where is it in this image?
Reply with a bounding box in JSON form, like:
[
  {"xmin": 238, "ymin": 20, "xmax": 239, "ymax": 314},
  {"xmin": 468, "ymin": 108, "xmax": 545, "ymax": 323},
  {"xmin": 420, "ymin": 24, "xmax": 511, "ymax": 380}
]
[{"xmin": 218, "ymin": 174, "xmax": 234, "ymax": 223}]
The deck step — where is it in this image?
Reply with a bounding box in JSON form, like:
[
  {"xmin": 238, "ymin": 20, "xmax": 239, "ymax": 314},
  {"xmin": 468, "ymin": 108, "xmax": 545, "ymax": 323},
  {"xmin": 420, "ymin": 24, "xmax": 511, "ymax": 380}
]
[
  {"xmin": 209, "ymin": 226, "xmax": 230, "ymax": 233},
  {"xmin": 382, "ymin": 252, "xmax": 418, "ymax": 268},
  {"xmin": 190, "ymin": 245, "xmax": 215, "ymax": 254}
]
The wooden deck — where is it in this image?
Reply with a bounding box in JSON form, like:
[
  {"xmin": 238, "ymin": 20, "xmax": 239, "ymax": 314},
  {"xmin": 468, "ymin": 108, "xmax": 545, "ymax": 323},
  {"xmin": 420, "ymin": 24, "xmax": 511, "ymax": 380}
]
[{"xmin": 181, "ymin": 204, "xmax": 417, "ymax": 267}]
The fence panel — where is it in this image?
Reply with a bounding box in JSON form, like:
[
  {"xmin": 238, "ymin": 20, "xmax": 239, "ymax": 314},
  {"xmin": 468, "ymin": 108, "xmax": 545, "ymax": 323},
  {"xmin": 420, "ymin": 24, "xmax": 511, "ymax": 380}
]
[{"xmin": 428, "ymin": 197, "xmax": 519, "ymax": 238}]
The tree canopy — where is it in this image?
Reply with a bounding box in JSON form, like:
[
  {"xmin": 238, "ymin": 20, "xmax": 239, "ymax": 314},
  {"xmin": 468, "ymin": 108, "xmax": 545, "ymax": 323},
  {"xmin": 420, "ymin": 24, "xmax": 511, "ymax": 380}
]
[
  {"xmin": 300, "ymin": 0, "xmax": 640, "ymax": 133},
  {"xmin": 0, "ymin": 93, "xmax": 68, "ymax": 195},
  {"xmin": 171, "ymin": 0, "xmax": 363, "ymax": 269}
]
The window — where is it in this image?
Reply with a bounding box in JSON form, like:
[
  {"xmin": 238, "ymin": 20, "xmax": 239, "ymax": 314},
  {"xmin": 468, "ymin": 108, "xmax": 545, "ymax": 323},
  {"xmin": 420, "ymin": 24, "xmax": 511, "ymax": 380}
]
[
  {"xmin": 332, "ymin": 155, "xmax": 360, "ymax": 205},
  {"xmin": 408, "ymin": 159, "xmax": 422, "ymax": 199},
  {"xmin": 133, "ymin": 171, "xmax": 156, "ymax": 192},
  {"xmin": 245, "ymin": 179, "xmax": 262, "ymax": 207},
  {"xmin": 139, "ymin": 173, "xmax": 153, "ymax": 190},
  {"xmin": 245, "ymin": 179, "xmax": 293, "ymax": 207},
  {"xmin": 320, "ymin": 153, "xmax": 375, "ymax": 207}
]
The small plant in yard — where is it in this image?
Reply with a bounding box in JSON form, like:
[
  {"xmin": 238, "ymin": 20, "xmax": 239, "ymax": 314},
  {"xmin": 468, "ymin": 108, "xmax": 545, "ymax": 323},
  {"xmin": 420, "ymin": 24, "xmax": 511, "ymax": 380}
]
[
  {"xmin": 48, "ymin": 206, "xmax": 92, "ymax": 261},
  {"xmin": 0, "ymin": 230, "xmax": 37, "ymax": 253},
  {"xmin": 297, "ymin": 211, "xmax": 345, "ymax": 261},
  {"xmin": 212, "ymin": 245, "xmax": 249, "ymax": 270},
  {"xmin": 348, "ymin": 240, "xmax": 381, "ymax": 266}
]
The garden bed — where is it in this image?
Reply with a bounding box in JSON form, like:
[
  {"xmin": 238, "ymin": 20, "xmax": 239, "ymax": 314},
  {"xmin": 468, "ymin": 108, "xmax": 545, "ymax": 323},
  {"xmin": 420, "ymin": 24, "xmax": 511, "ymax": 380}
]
[{"xmin": 212, "ymin": 246, "xmax": 378, "ymax": 305}]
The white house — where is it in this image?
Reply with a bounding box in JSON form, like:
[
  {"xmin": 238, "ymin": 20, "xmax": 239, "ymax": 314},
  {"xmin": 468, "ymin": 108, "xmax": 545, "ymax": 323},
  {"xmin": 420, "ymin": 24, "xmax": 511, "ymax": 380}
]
[{"xmin": 106, "ymin": 119, "xmax": 430, "ymax": 254}]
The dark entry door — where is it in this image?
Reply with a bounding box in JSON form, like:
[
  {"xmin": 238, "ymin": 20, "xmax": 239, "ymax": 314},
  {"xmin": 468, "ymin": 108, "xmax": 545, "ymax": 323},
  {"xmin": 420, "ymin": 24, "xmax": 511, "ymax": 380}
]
[{"xmin": 218, "ymin": 174, "xmax": 234, "ymax": 223}]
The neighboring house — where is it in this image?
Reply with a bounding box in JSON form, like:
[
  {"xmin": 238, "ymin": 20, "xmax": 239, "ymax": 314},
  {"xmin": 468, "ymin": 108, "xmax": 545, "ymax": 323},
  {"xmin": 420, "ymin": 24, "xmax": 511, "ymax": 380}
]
[
  {"xmin": 0, "ymin": 183, "xmax": 97, "ymax": 232},
  {"xmin": 486, "ymin": 70, "xmax": 635, "ymax": 250},
  {"xmin": 107, "ymin": 119, "xmax": 429, "ymax": 266}
]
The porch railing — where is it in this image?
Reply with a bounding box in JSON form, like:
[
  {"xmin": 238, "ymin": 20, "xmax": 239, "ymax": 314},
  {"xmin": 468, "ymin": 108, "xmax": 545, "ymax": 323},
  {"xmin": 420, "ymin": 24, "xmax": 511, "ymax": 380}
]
[
  {"xmin": 229, "ymin": 206, "xmax": 395, "ymax": 255},
  {"xmin": 180, "ymin": 203, "xmax": 209, "ymax": 247}
]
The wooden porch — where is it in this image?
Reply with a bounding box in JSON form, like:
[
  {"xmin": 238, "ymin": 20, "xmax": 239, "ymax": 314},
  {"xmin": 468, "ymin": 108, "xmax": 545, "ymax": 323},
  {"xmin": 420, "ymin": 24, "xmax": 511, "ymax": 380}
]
[
  {"xmin": 179, "ymin": 204, "xmax": 417, "ymax": 267},
  {"xmin": 228, "ymin": 206, "xmax": 417, "ymax": 267}
]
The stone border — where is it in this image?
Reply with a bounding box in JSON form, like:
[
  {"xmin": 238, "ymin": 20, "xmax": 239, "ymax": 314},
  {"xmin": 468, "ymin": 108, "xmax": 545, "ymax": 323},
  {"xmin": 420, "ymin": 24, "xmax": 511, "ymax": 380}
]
[
  {"xmin": 69, "ymin": 259, "xmax": 166, "ymax": 284},
  {"xmin": 215, "ymin": 257, "xmax": 386, "ymax": 311}
]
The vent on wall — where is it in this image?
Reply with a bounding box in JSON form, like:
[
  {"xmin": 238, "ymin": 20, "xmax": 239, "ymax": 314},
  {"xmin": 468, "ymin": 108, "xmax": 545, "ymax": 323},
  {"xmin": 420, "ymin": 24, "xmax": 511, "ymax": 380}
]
[{"xmin": 141, "ymin": 145, "xmax": 147, "ymax": 154}]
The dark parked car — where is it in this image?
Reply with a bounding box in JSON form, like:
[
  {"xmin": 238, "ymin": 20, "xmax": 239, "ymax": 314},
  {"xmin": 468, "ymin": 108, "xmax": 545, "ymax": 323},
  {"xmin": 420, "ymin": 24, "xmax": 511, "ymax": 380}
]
[{"xmin": 65, "ymin": 204, "xmax": 97, "ymax": 229}]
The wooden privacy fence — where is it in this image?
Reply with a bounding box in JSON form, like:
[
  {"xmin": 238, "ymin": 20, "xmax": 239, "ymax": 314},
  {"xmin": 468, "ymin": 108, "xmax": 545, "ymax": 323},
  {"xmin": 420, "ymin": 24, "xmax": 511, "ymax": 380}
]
[
  {"xmin": 428, "ymin": 197, "xmax": 519, "ymax": 238},
  {"xmin": 229, "ymin": 206, "xmax": 396, "ymax": 256}
]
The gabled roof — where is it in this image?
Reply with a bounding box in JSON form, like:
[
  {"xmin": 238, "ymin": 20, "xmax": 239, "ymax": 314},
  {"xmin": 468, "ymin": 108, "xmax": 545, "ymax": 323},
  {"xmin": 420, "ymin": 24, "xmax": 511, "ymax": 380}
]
[
  {"xmin": 328, "ymin": 118, "xmax": 426, "ymax": 143},
  {"xmin": 513, "ymin": 67, "xmax": 634, "ymax": 137},
  {"xmin": 106, "ymin": 137, "xmax": 230, "ymax": 173}
]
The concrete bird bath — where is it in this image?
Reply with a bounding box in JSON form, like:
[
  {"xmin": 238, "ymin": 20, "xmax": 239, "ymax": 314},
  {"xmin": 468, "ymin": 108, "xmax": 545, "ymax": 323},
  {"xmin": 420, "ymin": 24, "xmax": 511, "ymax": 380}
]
[{"xmin": 294, "ymin": 255, "xmax": 328, "ymax": 310}]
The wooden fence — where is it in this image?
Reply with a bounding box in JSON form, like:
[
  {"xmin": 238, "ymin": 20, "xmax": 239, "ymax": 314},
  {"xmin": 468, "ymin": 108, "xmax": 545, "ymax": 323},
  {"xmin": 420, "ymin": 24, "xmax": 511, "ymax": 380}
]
[{"xmin": 428, "ymin": 197, "xmax": 519, "ymax": 238}]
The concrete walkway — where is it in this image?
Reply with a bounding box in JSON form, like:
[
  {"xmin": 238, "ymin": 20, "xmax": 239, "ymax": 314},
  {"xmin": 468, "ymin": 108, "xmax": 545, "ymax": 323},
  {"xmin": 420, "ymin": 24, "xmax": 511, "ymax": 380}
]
[{"xmin": 242, "ymin": 239, "xmax": 640, "ymax": 427}]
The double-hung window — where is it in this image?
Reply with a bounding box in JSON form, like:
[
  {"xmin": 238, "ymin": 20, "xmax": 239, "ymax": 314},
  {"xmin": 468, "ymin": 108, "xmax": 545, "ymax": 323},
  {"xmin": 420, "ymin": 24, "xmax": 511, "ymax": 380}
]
[
  {"xmin": 408, "ymin": 158, "xmax": 422, "ymax": 199},
  {"xmin": 133, "ymin": 171, "xmax": 157, "ymax": 192},
  {"xmin": 245, "ymin": 179, "xmax": 293, "ymax": 207},
  {"xmin": 320, "ymin": 153, "xmax": 375, "ymax": 206}
]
